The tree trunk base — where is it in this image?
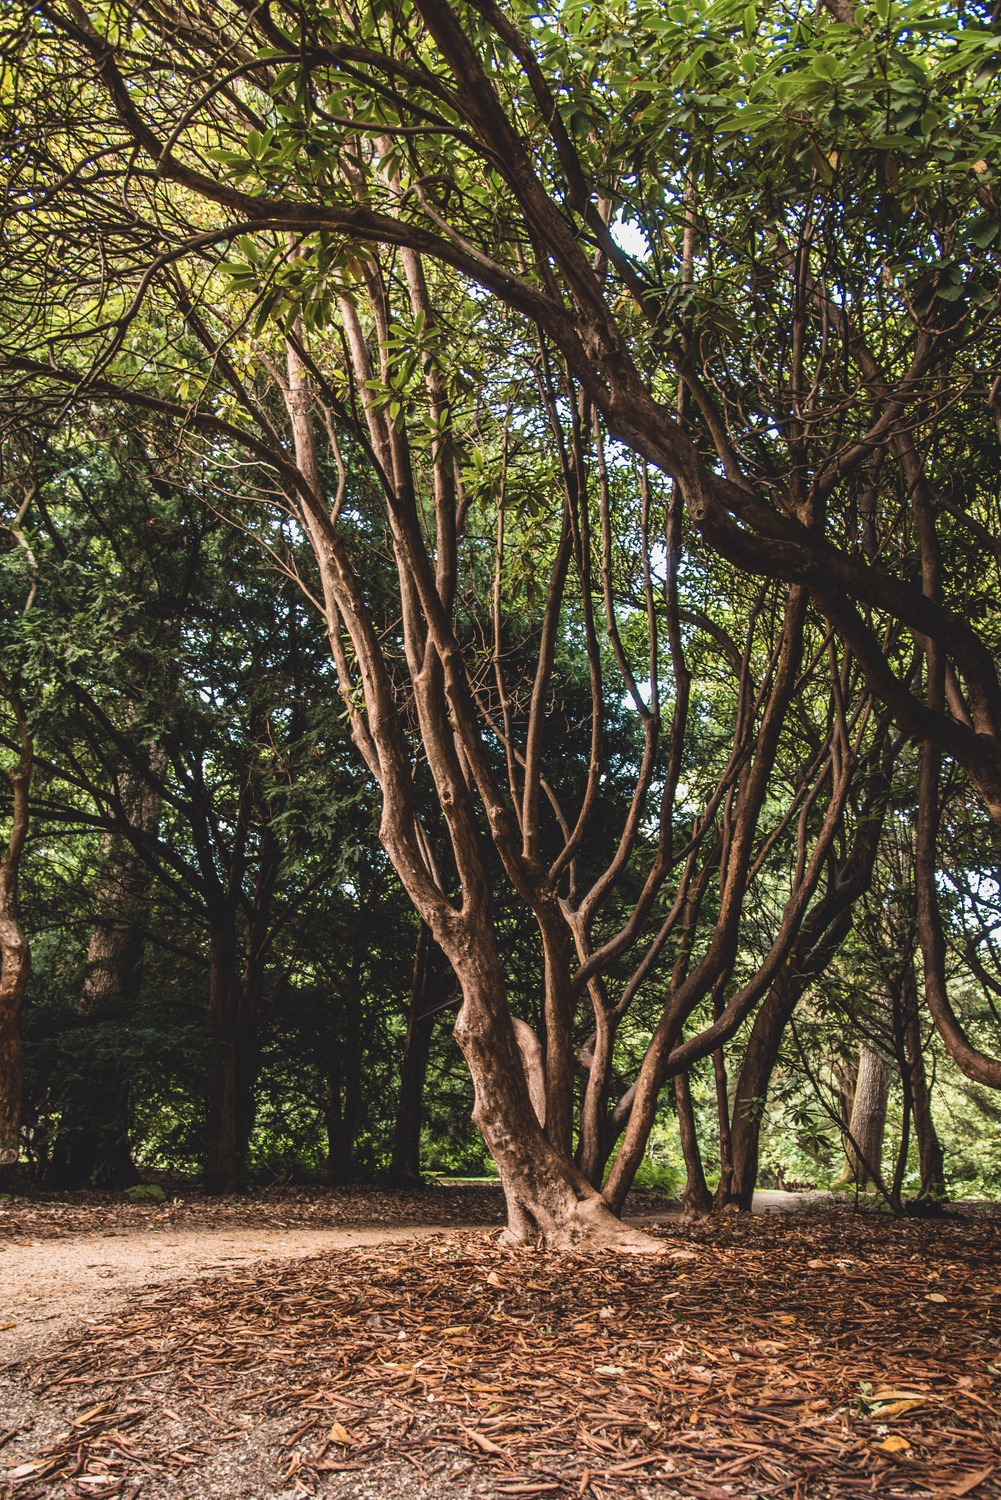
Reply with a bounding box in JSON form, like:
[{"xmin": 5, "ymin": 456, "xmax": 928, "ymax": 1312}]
[
  {"xmin": 679, "ymin": 1181, "xmax": 714, "ymax": 1220},
  {"xmin": 384, "ymin": 1170, "xmax": 424, "ymax": 1189},
  {"xmin": 498, "ymin": 1190, "xmax": 667, "ymax": 1253}
]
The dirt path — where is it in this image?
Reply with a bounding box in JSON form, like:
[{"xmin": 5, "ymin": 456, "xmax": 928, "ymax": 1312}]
[
  {"xmin": 0, "ymin": 1223, "xmax": 461, "ymax": 1365},
  {"xmin": 0, "ymin": 1189, "xmax": 834, "ymax": 1366}
]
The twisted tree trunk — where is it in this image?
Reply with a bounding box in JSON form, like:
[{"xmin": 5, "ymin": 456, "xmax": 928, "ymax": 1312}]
[{"xmin": 449, "ymin": 927, "xmax": 662, "ymax": 1251}]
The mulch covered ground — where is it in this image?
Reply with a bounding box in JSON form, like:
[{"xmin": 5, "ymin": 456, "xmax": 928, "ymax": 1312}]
[
  {"xmin": 0, "ymin": 1184, "xmax": 511, "ymax": 1243},
  {"xmin": 2, "ymin": 1210, "xmax": 999, "ymax": 1500},
  {"xmin": 0, "ymin": 1184, "xmax": 674, "ymax": 1245}
]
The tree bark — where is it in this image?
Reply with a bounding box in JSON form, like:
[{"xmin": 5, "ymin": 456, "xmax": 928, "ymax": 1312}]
[
  {"xmin": 727, "ymin": 734, "xmax": 896, "ymax": 1209},
  {"xmin": 204, "ymin": 924, "xmax": 242, "ymax": 1194},
  {"xmin": 203, "ymin": 810, "xmax": 280, "ymax": 1195},
  {"xmin": 80, "ymin": 774, "xmax": 160, "ymax": 1013},
  {"xmin": 711, "ymin": 1047, "xmax": 734, "ymax": 1210},
  {"xmin": 843, "ymin": 1043, "xmax": 890, "ymax": 1188},
  {"xmin": 729, "ymin": 973, "xmax": 797, "ymax": 1210},
  {"xmin": 324, "ymin": 1049, "xmax": 348, "ymax": 1185},
  {"xmin": 0, "ymin": 865, "xmax": 30, "ymax": 1191},
  {"xmin": 890, "ymin": 995, "xmax": 912, "ymax": 1209},
  {"xmin": 728, "ymin": 914, "xmax": 851, "ymax": 1209},
  {"xmin": 710, "ymin": 983, "xmax": 733, "ymax": 1209}
]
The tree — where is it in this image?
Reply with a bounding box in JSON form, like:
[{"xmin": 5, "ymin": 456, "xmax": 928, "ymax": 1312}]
[
  {"xmin": 2, "ymin": 415, "xmax": 381, "ymax": 1191},
  {"xmin": 3, "ymin": 0, "xmax": 1001, "ymax": 1235},
  {"xmin": 727, "ymin": 727, "xmax": 898, "ymax": 1207}
]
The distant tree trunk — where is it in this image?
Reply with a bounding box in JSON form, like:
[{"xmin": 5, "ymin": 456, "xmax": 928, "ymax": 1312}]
[
  {"xmin": 48, "ymin": 758, "xmax": 163, "ymax": 1188},
  {"xmin": 81, "ymin": 769, "xmax": 161, "ymax": 1015},
  {"xmin": 204, "ymin": 953, "xmax": 267, "ymax": 1195},
  {"xmin": 204, "ymin": 921, "xmax": 267, "ymax": 1194},
  {"xmin": 204, "ymin": 921, "xmax": 243, "ymax": 1194},
  {"xmin": 0, "ymin": 715, "xmax": 31, "ymax": 1191},
  {"xmin": 843, "ymin": 1043, "xmax": 890, "ymax": 1188},
  {"xmin": 203, "ymin": 827, "xmax": 280, "ymax": 1195},
  {"xmin": 675, "ymin": 1070, "xmax": 712, "ymax": 1218},
  {"xmin": 324, "ymin": 1045, "xmax": 345, "ymax": 1186},
  {"xmin": 50, "ymin": 769, "xmax": 162, "ymax": 1188},
  {"xmin": 903, "ymin": 969, "xmax": 945, "ymax": 1198},
  {"xmin": 389, "ymin": 921, "xmax": 451, "ymax": 1187},
  {"xmin": 326, "ymin": 977, "xmax": 363, "ymax": 1184},
  {"xmin": 236, "ymin": 934, "xmax": 268, "ymax": 1175}
]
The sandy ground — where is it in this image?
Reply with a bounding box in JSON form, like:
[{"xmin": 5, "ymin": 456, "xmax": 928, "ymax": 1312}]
[{"xmin": 0, "ymin": 1189, "xmax": 834, "ymax": 1367}]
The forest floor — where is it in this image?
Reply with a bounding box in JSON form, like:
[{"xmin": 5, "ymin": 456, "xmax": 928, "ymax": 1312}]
[
  {"xmin": 0, "ymin": 1185, "xmax": 829, "ymax": 1364},
  {"xmin": 0, "ymin": 1188, "xmax": 998, "ymax": 1500}
]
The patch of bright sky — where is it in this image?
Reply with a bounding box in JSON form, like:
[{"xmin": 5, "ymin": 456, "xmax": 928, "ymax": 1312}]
[{"xmin": 611, "ymin": 215, "xmax": 650, "ymax": 261}]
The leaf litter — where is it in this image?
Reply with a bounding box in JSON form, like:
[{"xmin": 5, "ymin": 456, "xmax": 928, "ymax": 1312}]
[
  {"xmin": 1, "ymin": 1211, "xmax": 999, "ymax": 1499},
  {"xmin": 0, "ymin": 1185, "xmax": 518, "ymax": 1246}
]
